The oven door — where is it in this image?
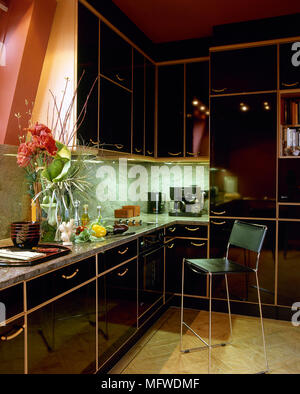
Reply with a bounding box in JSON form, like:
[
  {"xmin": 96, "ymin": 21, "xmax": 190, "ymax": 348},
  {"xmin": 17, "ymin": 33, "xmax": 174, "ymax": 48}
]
[{"xmin": 138, "ymin": 245, "xmax": 164, "ymax": 325}]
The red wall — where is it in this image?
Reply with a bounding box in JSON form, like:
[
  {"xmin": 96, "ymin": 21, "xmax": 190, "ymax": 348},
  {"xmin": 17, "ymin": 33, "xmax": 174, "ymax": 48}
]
[{"xmin": 0, "ymin": 0, "xmax": 56, "ymax": 145}]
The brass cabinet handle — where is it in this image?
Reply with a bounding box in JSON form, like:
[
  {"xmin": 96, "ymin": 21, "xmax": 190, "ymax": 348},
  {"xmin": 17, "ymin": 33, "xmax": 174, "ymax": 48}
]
[
  {"xmin": 185, "ymin": 226, "xmax": 199, "ymax": 231},
  {"xmin": 146, "ymin": 150, "xmax": 153, "ymax": 155},
  {"xmin": 282, "ymin": 82, "xmax": 299, "ymax": 87},
  {"xmin": 211, "ymin": 210, "xmax": 226, "ymax": 215},
  {"xmin": 114, "ymin": 144, "xmax": 124, "ymax": 150},
  {"xmin": 167, "ymin": 243, "xmax": 174, "ymax": 249},
  {"xmin": 117, "ymin": 268, "xmax": 128, "ymax": 277},
  {"xmin": 62, "ymin": 268, "xmax": 79, "ymax": 280},
  {"xmin": 118, "ymin": 247, "xmax": 128, "ymax": 255},
  {"xmin": 168, "ymin": 151, "xmax": 182, "ymax": 156},
  {"xmin": 190, "ymin": 242, "xmax": 205, "ymax": 247},
  {"xmin": 186, "ymin": 152, "xmax": 198, "ymax": 156},
  {"xmin": 134, "ymin": 147, "xmax": 142, "ymax": 153},
  {"xmin": 212, "ymin": 88, "xmax": 227, "ymax": 93},
  {"xmin": 211, "ymin": 220, "xmax": 226, "ymax": 225},
  {"xmin": 116, "ymin": 73, "xmax": 125, "ymax": 82},
  {"xmin": 168, "ymin": 227, "xmax": 176, "ymax": 233},
  {"xmin": 1, "ymin": 325, "xmax": 24, "ymax": 341}
]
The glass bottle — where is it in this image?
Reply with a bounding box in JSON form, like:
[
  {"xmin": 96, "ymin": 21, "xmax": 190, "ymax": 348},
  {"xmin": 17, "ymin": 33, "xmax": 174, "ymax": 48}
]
[
  {"xmin": 81, "ymin": 204, "xmax": 90, "ymax": 226},
  {"xmin": 74, "ymin": 200, "xmax": 80, "ymax": 227},
  {"xmin": 97, "ymin": 205, "xmax": 102, "ymax": 223}
]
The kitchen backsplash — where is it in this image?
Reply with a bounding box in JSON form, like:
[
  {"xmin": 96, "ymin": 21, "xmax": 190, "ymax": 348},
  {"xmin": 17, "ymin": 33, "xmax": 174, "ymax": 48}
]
[
  {"xmin": 0, "ymin": 145, "xmax": 31, "ymax": 239},
  {"xmin": 0, "ymin": 149, "xmax": 209, "ymax": 239}
]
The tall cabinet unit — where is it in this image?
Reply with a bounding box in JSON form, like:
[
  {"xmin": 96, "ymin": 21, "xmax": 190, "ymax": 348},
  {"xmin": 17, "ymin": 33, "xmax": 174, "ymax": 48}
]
[
  {"xmin": 156, "ymin": 60, "xmax": 209, "ymax": 159},
  {"xmin": 209, "ymin": 44, "xmax": 277, "ymax": 306},
  {"xmin": 277, "ymin": 40, "xmax": 300, "ymax": 307}
]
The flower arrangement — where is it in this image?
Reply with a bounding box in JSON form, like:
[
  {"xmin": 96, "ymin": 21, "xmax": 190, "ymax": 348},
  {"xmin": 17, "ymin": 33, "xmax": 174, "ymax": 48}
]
[{"xmin": 16, "ymin": 74, "xmax": 98, "ymax": 241}]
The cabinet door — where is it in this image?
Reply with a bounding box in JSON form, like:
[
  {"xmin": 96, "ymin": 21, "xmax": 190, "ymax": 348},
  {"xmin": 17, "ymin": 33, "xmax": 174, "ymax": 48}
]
[
  {"xmin": 278, "ymin": 158, "xmax": 300, "ymax": 202},
  {"xmin": 145, "ymin": 59, "xmax": 155, "ymax": 157},
  {"xmin": 278, "ymin": 221, "xmax": 300, "ymax": 306},
  {"xmin": 27, "ymin": 281, "xmax": 96, "ymax": 374},
  {"xmin": 99, "ymin": 77, "xmax": 132, "ymax": 152},
  {"xmin": 157, "ymin": 64, "xmax": 184, "ymax": 157},
  {"xmin": 0, "ymin": 317, "xmax": 24, "ymax": 374},
  {"xmin": 77, "ymin": 3, "xmax": 99, "ymax": 145},
  {"xmin": 165, "ymin": 238, "xmax": 207, "ymax": 297},
  {"xmin": 0, "ymin": 283, "xmax": 23, "ymax": 322},
  {"xmin": 210, "ymin": 93, "xmax": 277, "ymax": 218},
  {"xmin": 280, "ymin": 41, "xmax": 300, "ymax": 90},
  {"xmin": 210, "ymin": 45, "xmax": 277, "ymax": 94},
  {"xmin": 132, "ymin": 50, "xmax": 145, "ymax": 155},
  {"xmin": 98, "ymin": 259, "xmax": 137, "ymax": 367},
  {"xmin": 100, "ymin": 22, "xmax": 132, "ymax": 90},
  {"xmin": 209, "ymin": 219, "xmax": 275, "ymax": 304},
  {"xmin": 186, "ymin": 61, "xmax": 209, "ymax": 157}
]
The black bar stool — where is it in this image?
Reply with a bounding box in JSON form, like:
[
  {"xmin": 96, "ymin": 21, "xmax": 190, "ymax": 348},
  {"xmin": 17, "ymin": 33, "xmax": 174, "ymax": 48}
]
[{"xmin": 180, "ymin": 220, "xmax": 269, "ymax": 373}]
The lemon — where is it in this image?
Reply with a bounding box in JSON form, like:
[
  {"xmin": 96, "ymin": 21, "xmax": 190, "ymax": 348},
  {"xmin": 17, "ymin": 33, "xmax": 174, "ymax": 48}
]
[{"xmin": 91, "ymin": 224, "xmax": 107, "ymax": 238}]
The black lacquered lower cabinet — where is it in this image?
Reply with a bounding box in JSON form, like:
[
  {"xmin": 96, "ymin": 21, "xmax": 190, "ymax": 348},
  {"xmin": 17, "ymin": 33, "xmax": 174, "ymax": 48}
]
[
  {"xmin": 0, "ymin": 317, "xmax": 24, "ymax": 374},
  {"xmin": 209, "ymin": 219, "xmax": 275, "ymax": 304},
  {"xmin": 278, "ymin": 221, "xmax": 300, "ymax": 306},
  {"xmin": 165, "ymin": 238, "xmax": 207, "ymax": 298},
  {"xmin": 27, "ymin": 281, "xmax": 96, "ymax": 374},
  {"xmin": 98, "ymin": 259, "xmax": 137, "ymax": 368}
]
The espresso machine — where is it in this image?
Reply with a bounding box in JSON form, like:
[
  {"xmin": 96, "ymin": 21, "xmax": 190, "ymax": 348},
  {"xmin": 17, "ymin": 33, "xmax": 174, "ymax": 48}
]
[{"xmin": 169, "ymin": 186, "xmax": 206, "ymax": 217}]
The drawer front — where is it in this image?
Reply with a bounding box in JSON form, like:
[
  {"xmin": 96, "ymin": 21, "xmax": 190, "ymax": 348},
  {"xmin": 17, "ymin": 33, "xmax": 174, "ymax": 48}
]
[
  {"xmin": 166, "ymin": 224, "xmax": 208, "ymax": 238},
  {"xmin": 0, "ymin": 283, "xmax": 23, "ymax": 323},
  {"xmin": 99, "ymin": 240, "xmax": 137, "ymax": 274},
  {"xmin": 27, "ymin": 256, "xmax": 96, "ymax": 310},
  {"xmin": 0, "ymin": 317, "xmax": 25, "ymax": 374}
]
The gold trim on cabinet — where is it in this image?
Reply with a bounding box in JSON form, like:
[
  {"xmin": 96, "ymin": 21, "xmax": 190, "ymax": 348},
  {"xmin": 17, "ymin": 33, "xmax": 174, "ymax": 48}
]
[
  {"xmin": 209, "ymin": 35, "xmax": 300, "ymax": 52},
  {"xmin": 210, "ymin": 89, "xmax": 277, "ymax": 98},
  {"xmin": 99, "ymin": 73, "xmax": 132, "ymax": 93}
]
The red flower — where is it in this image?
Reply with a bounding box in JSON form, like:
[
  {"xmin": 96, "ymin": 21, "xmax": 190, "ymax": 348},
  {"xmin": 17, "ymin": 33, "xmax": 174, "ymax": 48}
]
[
  {"xmin": 17, "ymin": 142, "xmax": 33, "ymax": 167},
  {"xmin": 27, "ymin": 122, "xmax": 51, "ymax": 137}
]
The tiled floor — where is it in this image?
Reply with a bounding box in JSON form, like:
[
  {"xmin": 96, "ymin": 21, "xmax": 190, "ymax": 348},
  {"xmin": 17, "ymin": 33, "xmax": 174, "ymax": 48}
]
[{"xmin": 109, "ymin": 307, "xmax": 300, "ymax": 374}]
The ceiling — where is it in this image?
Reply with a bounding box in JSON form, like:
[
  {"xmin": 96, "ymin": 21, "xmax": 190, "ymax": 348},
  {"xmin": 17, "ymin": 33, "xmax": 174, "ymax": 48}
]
[{"xmin": 112, "ymin": 0, "xmax": 300, "ymax": 43}]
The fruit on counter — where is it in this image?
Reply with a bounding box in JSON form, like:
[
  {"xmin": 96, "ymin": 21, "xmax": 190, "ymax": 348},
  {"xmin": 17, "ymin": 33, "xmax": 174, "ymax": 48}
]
[
  {"xmin": 91, "ymin": 224, "xmax": 107, "ymax": 238},
  {"xmin": 113, "ymin": 224, "xmax": 129, "ymax": 234},
  {"xmin": 75, "ymin": 225, "xmax": 86, "ymax": 235}
]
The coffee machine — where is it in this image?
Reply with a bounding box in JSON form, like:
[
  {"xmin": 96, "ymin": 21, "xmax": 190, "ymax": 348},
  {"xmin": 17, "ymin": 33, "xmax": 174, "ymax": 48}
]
[{"xmin": 169, "ymin": 186, "xmax": 206, "ymax": 217}]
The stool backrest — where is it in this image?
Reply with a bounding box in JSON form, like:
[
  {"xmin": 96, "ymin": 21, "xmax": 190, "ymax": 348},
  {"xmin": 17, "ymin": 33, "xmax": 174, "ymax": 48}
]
[{"xmin": 228, "ymin": 220, "xmax": 267, "ymax": 254}]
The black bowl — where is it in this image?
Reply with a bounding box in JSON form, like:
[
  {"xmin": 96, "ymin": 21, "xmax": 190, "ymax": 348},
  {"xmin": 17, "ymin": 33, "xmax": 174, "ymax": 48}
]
[{"xmin": 11, "ymin": 233, "xmax": 40, "ymax": 249}]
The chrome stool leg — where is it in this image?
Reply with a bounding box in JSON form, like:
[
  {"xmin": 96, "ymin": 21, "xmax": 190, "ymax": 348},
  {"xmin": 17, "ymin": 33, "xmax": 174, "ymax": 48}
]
[
  {"xmin": 224, "ymin": 274, "xmax": 233, "ymax": 344},
  {"xmin": 208, "ymin": 273, "xmax": 212, "ymax": 373},
  {"xmin": 180, "ymin": 258, "xmax": 185, "ymax": 352},
  {"xmin": 255, "ymin": 271, "xmax": 269, "ymax": 373}
]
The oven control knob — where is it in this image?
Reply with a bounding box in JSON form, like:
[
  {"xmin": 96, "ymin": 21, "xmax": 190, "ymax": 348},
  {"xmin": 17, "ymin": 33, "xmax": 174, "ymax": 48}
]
[
  {"xmin": 132, "ymin": 219, "xmax": 136, "ymax": 225},
  {"xmin": 118, "ymin": 219, "xmax": 123, "ymax": 224},
  {"xmin": 125, "ymin": 219, "xmax": 129, "ymax": 225}
]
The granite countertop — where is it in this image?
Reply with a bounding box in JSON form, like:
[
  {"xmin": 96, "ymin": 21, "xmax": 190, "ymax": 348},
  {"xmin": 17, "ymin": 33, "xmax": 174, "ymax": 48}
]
[{"xmin": 0, "ymin": 213, "xmax": 209, "ymax": 290}]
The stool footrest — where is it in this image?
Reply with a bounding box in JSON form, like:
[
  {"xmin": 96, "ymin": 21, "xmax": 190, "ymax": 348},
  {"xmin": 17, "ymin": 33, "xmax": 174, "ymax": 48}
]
[{"xmin": 181, "ymin": 321, "xmax": 232, "ymax": 353}]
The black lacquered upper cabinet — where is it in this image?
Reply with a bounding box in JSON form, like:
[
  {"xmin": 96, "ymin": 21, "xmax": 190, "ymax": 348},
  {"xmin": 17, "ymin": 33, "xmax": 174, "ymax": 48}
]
[
  {"xmin": 132, "ymin": 50, "xmax": 145, "ymax": 155},
  {"xmin": 186, "ymin": 61, "xmax": 209, "ymax": 157},
  {"xmin": 210, "ymin": 45, "xmax": 277, "ymax": 95},
  {"xmin": 145, "ymin": 59, "xmax": 155, "ymax": 157},
  {"xmin": 210, "ymin": 93, "xmax": 277, "ymax": 218},
  {"xmin": 99, "ymin": 78, "xmax": 132, "ymax": 153},
  {"xmin": 100, "ymin": 22, "xmax": 132, "ymax": 90},
  {"xmin": 77, "ymin": 3, "xmax": 99, "ymax": 145},
  {"xmin": 280, "ymin": 41, "xmax": 300, "ymax": 90},
  {"xmin": 157, "ymin": 64, "xmax": 184, "ymax": 157}
]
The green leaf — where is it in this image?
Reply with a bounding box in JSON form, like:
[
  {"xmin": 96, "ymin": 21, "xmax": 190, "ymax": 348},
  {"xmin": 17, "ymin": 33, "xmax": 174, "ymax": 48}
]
[
  {"xmin": 56, "ymin": 141, "xmax": 71, "ymax": 161},
  {"xmin": 52, "ymin": 160, "xmax": 71, "ymax": 182}
]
